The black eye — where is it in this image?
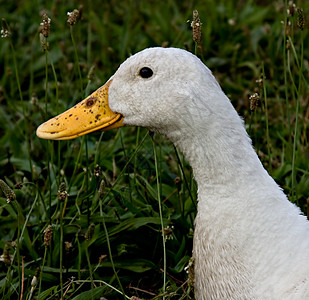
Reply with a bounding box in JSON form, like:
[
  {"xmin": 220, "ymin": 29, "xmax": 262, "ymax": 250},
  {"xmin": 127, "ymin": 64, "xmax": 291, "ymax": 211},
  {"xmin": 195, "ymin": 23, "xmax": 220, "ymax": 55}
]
[{"xmin": 139, "ymin": 67, "xmax": 153, "ymax": 78}]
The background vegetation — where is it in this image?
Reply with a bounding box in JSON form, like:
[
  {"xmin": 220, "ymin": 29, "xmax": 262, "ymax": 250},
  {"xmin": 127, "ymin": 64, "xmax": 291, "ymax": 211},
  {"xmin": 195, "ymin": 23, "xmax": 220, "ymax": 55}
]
[{"xmin": 0, "ymin": 0, "xmax": 308, "ymax": 299}]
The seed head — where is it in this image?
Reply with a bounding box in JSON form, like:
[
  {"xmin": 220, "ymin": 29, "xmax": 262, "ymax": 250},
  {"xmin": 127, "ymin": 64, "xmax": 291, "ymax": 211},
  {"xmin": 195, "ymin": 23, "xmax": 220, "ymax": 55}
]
[
  {"xmin": 163, "ymin": 225, "xmax": 174, "ymax": 241},
  {"xmin": 191, "ymin": 10, "xmax": 202, "ymax": 44},
  {"xmin": 29, "ymin": 268, "xmax": 40, "ymax": 296},
  {"xmin": 288, "ymin": 1, "xmax": 296, "ymax": 16},
  {"xmin": 30, "ymin": 94, "xmax": 38, "ymax": 105},
  {"xmin": 255, "ymin": 77, "xmax": 263, "ymax": 89},
  {"xmin": 40, "ymin": 13, "xmax": 51, "ymax": 38},
  {"xmin": 43, "ymin": 225, "xmax": 53, "ymax": 246},
  {"xmin": 32, "ymin": 164, "xmax": 39, "ymax": 181},
  {"xmin": 0, "ymin": 179, "xmax": 16, "ymax": 203},
  {"xmin": 228, "ymin": 19, "xmax": 236, "ymax": 26},
  {"xmin": 297, "ymin": 8, "xmax": 305, "ymax": 30},
  {"xmin": 94, "ymin": 164, "xmax": 101, "ymax": 178},
  {"xmin": 67, "ymin": 9, "xmax": 80, "ymax": 26},
  {"xmin": 249, "ymin": 93, "xmax": 260, "ymax": 111},
  {"xmin": 0, "ymin": 241, "xmax": 12, "ymax": 266},
  {"xmin": 31, "ymin": 275, "xmax": 38, "ymax": 287},
  {"xmin": 1, "ymin": 19, "xmax": 11, "ymax": 38},
  {"xmin": 14, "ymin": 182, "xmax": 23, "ymax": 190},
  {"xmin": 85, "ymin": 223, "xmax": 95, "ymax": 240},
  {"xmin": 58, "ymin": 182, "xmax": 68, "ymax": 201},
  {"xmin": 0, "ymin": 29, "xmax": 10, "ymax": 38},
  {"xmin": 184, "ymin": 257, "xmax": 195, "ymax": 285},
  {"xmin": 64, "ymin": 241, "xmax": 73, "ymax": 253},
  {"xmin": 87, "ymin": 65, "xmax": 96, "ymax": 81},
  {"xmin": 98, "ymin": 179, "xmax": 106, "ymax": 199}
]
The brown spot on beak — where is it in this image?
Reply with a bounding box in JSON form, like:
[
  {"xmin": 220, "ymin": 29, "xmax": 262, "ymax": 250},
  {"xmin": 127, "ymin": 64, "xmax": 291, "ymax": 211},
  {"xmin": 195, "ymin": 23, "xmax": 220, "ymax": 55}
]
[{"xmin": 86, "ymin": 97, "xmax": 96, "ymax": 107}]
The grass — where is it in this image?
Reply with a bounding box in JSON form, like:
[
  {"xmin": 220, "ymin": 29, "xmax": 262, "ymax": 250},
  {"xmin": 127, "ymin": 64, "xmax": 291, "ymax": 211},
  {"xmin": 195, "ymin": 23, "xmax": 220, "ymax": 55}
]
[{"xmin": 0, "ymin": 0, "xmax": 308, "ymax": 299}]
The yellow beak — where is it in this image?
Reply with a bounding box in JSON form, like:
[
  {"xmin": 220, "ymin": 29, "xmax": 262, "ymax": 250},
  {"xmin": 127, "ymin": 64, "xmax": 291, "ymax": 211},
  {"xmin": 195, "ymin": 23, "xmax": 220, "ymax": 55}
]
[{"xmin": 36, "ymin": 79, "xmax": 124, "ymax": 140}]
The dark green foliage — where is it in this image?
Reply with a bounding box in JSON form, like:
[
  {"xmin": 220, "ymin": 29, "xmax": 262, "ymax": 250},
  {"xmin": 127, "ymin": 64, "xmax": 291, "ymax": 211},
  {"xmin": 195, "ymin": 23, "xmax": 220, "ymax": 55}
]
[{"xmin": 0, "ymin": 0, "xmax": 308, "ymax": 299}]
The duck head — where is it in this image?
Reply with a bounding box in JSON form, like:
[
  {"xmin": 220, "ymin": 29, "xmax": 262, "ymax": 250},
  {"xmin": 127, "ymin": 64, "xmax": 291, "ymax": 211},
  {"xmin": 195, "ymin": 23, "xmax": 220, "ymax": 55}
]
[{"xmin": 36, "ymin": 47, "xmax": 223, "ymax": 141}]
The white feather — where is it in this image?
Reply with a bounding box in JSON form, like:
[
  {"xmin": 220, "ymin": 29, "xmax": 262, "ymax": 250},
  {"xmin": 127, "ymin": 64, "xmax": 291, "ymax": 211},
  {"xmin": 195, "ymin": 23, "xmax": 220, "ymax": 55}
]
[{"xmin": 108, "ymin": 47, "xmax": 309, "ymax": 299}]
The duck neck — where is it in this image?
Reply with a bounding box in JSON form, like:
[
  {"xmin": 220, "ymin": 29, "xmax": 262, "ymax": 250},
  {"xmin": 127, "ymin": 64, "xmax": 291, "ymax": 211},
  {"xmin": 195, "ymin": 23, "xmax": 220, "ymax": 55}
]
[
  {"xmin": 170, "ymin": 108, "xmax": 266, "ymax": 194},
  {"xmin": 166, "ymin": 98, "xmax": 277, "ymax": 298}
]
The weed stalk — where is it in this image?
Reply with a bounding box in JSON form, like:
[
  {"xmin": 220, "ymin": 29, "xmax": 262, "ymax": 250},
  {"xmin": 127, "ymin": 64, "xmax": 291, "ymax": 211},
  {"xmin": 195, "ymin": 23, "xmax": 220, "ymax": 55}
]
[
  {"xmin": 3, "ymin": 19, "xmax": 34, "ymax": 181},
  {"xmin": 152, "ymin": 137, "xmax": 166, "ymax": 298},
  {"xmin": 85, "ymin": 243, "xmax": 94, "ymax": 300},
  {"xmin": 283, "ymin": 0, "xmax": 292, "ymax": 143},
  {"xmin": 70, "ymin": 25, "xmax": 83, "ymax": 95},
  {"xmin": 261, "ymin": 63, "xmax": 272, "ymax": 171},
  {"xmin": 38, "ymin": 246, "xmax": 48, "ymax": 296},
  {"xmin": 100, "ymin": 203, "xmax": 126, "ymax": 299},
  {"xmin": 290, "ymin": 29, "xmax": 304, "ymax": 204},
  {"xmin": 60, "ymin": 202, "xmax": 64, "ymax": 299}
]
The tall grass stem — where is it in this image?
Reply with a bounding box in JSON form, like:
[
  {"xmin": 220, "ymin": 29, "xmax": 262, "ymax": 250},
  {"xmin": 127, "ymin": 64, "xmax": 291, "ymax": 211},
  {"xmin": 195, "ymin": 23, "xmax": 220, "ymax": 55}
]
[
  {"xmin": 60, "ymin": 202, "xmax": 64, "ymax": 299},
  {"xmin": 261, "ymin": 63, "xmax": 272, "ymax": 171},
  {"xmin": 70, "ymin": 25, "xmax": 83, "ymax": 95},
  {"xmin": 100, "ymin": 204, "xmax": 126, "ymax": 299},
  {"xmin": 291, "ymin": 30, "xmax": 304, "ymax": 204},
  {"xmin": 152, "ymin": 138, "xmax": 166, "ymax": 298},
  {"xmin": 85, "ymin": 243, "xmax": 94, "ymax": 300}
]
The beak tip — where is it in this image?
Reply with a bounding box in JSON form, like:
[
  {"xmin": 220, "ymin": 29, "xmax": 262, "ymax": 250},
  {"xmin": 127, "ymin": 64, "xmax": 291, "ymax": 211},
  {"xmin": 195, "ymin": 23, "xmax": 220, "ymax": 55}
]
[
  {"xmin": 36, "ymin": 124, "xmax": 48, "ymax": 139},
  {"xmin": 36, "ymin": 124, "xmax": 43, "ymax": 138},
  {"xmin": 36, "ymin": 122, "xmax": 58, "ymax": 140}
]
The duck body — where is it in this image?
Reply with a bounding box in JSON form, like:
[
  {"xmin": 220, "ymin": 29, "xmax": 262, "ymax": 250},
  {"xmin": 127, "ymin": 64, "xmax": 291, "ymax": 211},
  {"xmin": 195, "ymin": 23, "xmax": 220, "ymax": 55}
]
[{"xmin": 37, "ymin": 48, "xmax": 309, "ymax": 299}]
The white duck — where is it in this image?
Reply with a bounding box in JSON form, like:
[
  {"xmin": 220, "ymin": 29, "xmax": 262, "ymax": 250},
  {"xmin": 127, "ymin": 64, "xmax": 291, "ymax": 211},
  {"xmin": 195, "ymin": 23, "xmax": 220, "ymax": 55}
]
[{"xmin": 37, "ymin": 47, "xmax": 309, "ymax": 299}]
